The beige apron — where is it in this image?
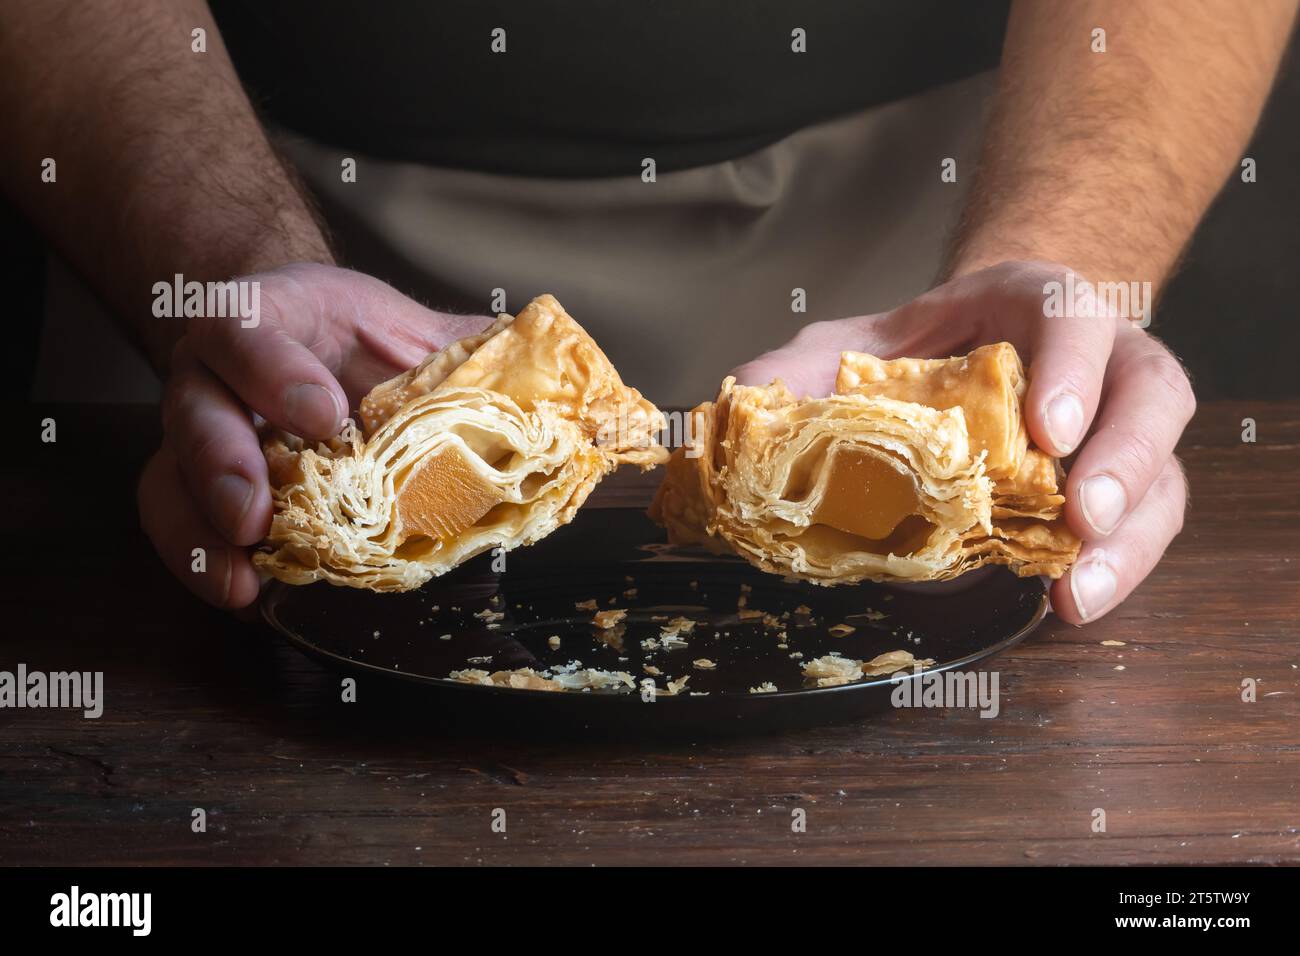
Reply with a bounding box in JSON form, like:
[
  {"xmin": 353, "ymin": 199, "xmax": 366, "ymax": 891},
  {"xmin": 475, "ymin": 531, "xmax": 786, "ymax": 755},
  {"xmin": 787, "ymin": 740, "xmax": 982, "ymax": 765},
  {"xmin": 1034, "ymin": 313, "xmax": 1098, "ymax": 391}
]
[{"xmin": 34, "ymin": 72, "xmax": 994, "ymax": 407}]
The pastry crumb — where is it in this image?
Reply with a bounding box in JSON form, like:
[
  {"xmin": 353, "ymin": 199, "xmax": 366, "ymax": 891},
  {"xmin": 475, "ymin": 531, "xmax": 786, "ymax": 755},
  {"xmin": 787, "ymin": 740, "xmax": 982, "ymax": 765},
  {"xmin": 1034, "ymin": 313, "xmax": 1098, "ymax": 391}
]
[
  {"xmin": 802, "ymin": 650, "xmax": 934, "ymax": 687},
  {"xmin": 593, "ymin": 608, "xmax": 627, "ymax": 629},
  {"xmin": 448, "ymin": 663, "xmax": 635, "ymax": 693},
  {"xmin": 660, "ymin": 616, "xmax": 697, "ymax": 637}
]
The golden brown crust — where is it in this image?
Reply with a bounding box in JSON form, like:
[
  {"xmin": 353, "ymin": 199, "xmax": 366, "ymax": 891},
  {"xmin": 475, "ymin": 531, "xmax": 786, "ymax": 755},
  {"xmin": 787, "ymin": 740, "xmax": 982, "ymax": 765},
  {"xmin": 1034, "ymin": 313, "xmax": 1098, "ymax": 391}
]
[
  {"xmin": 651, "ymin": 342, "xmax": 1080, "ymax": 583},
  {"xmin": 256, "ymin": 295, "xmax": 668, "ymax": 591},
  {"xmin": 836, "ymin": 343, "xmax": 1028, "ymax": 480},
  {"xmin": 358, "ymin": 314, "xmax": 513, "ymax": 435}
]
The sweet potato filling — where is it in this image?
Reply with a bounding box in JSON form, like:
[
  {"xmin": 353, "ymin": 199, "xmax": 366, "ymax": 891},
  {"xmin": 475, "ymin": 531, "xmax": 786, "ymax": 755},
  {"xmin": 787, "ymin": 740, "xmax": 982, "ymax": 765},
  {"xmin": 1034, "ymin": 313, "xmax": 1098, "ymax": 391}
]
[
  {"xmin": 397, "ymin": 445, "xmax": 505, "ymax": 543},
  {"xmin": 813, "ymin": 447, "xmax": 921, "ymax": 541}
]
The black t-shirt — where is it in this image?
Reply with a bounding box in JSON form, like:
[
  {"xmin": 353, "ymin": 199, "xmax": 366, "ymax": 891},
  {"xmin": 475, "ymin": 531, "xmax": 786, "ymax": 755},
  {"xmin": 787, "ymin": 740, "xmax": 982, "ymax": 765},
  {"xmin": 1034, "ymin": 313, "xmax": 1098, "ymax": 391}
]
[{"xmin": 211, "ymin": 0, "xmax": 1009, "ymax": 177}]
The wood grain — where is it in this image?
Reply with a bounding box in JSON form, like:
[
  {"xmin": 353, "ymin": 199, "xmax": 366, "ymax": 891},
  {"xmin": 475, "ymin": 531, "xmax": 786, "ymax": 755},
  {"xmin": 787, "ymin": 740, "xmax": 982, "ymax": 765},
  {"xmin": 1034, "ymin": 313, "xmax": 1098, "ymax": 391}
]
[{"xmin": 0, "ymin": 402, "xmax": 1296, "ymax": 865}]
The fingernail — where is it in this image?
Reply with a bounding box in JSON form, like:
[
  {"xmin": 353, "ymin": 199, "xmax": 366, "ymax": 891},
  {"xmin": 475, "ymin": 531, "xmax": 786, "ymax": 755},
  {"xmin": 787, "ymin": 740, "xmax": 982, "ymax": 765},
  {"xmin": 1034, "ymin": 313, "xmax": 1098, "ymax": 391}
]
[
  {"xmin": 211, "ymin": 474, "xmax": 253, "ymax": 539},
  {"xmin": 1044, "ymin": 392, "xmax": 1085, "ymax": 454},
  {"xmin": 1079, "ymin": 474, "xmax": 1127, "ymax": 535},
  {"xmin": 1070, "ymin": 552, "xmax": 1117, "ymax": 622},
  {"xmin": 285, "ymin": 383, "xmax": 342, "ymax": 437}
]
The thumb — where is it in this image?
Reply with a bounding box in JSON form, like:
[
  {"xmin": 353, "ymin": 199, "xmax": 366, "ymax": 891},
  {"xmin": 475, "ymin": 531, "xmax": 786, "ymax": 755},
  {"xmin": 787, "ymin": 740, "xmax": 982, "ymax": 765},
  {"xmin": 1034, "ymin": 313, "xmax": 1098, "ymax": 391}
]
[
  {"xmin": 730, "ymin": 344, "xmax": 845, "ymax": 398},
  {"xmin": 282, "ymin": 265, "xmax": 496, "ymax": 397},
  {"xmin": 729, "ymin": 314, "xmax": 892, "ymax": 398}
]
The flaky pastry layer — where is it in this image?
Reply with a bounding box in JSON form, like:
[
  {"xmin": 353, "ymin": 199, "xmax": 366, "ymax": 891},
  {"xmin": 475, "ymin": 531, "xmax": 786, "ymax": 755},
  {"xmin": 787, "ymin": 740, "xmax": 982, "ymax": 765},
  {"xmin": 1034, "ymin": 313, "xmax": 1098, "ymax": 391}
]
[
  {"xmin": 649, "ymin": 343, "xmax": 1080, "ymax": 583},
  {"xmin": 256, "ymin": 294, "xmax": 667, "ymax": 591}
]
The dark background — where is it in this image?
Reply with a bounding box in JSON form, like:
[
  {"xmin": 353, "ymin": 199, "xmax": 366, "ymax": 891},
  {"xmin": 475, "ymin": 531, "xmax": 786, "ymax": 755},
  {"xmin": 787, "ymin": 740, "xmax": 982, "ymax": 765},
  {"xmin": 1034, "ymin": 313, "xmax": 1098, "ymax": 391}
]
[{"xmin": 3, "ymin": 29, "xmax": 1296, "ymax": 403}]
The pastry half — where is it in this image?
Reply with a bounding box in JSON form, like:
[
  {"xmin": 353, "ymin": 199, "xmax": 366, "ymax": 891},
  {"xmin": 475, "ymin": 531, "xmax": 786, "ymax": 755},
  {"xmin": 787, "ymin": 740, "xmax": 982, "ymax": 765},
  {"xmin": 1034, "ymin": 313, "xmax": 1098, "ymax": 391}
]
[
  {"xmin": 649, "ymin": 343, "xmax": 1080, "ymax": 584},
  {"xmin": 256, "ymin": 294, "xmax": 667, "ymax": 591}
]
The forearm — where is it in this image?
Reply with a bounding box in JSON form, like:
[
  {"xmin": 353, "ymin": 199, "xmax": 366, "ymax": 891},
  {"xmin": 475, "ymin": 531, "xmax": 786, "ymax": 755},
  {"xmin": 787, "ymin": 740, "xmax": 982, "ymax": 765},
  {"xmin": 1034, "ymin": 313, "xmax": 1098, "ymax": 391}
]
[
  {"xmin": 945, "ymin": 0, "xmax": 1297, "ymax": 288},
  {"xmin": 0, "ymin": 0, "xmax": 333, "ymax": 373}
]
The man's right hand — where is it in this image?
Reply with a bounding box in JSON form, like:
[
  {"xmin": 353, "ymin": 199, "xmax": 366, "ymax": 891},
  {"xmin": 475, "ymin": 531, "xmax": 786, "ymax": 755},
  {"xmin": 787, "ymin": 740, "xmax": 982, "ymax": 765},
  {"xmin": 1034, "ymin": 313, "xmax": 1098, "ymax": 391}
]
[{"xmin": 138, "ymin": 262, "xmax": 495, "ymax": 608}]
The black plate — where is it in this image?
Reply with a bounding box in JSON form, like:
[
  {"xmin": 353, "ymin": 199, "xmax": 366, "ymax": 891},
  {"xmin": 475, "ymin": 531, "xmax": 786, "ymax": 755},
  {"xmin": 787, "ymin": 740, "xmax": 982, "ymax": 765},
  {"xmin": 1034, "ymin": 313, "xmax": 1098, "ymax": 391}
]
[{"xmin": 262, "ymin": 509, "xmax": 1047, "ymax": 734}]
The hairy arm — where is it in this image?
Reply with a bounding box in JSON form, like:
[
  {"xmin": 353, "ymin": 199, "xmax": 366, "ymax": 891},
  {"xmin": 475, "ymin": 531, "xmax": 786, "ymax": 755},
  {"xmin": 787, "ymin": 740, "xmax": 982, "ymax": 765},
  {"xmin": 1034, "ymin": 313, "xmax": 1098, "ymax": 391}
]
[
  {"xmin": 0, "ymin": 0, "xmax": 333, "ymax": 373},
  {"xmin": 945, "ymin": 0, "xmax": 1298, "ymax": 287}
]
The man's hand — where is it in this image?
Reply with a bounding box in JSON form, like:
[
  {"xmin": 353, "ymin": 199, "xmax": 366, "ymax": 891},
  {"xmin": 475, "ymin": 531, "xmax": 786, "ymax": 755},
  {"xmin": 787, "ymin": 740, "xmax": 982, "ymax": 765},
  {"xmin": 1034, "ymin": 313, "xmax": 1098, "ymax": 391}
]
[
  {"xmin": 732, "ymin": 261, "xmax": 1193, "ymax": 625},
  {"xmin": 139, "ymin": 263, "xmax": 494, "ymax": 608},
  {"xmin": 740, "ymin": 0, "xmax": 1295, "ymax": 623}
]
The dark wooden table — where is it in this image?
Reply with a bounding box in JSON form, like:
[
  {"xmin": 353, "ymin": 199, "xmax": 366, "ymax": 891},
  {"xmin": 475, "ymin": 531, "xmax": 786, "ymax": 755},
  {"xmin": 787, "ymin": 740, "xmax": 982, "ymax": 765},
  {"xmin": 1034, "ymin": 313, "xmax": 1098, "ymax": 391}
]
[{"xmin": 1, "ymin": 402, "xmax": 1297, "ymax": 866}]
